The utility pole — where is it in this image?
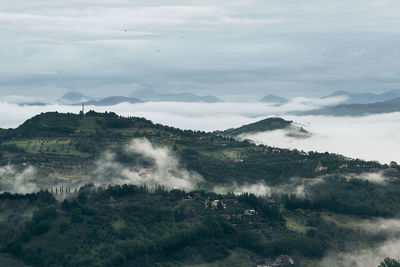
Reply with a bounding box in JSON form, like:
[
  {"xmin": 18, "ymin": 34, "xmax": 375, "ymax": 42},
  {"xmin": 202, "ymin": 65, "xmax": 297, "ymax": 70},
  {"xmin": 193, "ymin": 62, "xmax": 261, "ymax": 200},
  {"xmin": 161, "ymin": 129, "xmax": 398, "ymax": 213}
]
[{"xmin": 80, "ymin": 103, "xmax": 85, "ymax": 116}]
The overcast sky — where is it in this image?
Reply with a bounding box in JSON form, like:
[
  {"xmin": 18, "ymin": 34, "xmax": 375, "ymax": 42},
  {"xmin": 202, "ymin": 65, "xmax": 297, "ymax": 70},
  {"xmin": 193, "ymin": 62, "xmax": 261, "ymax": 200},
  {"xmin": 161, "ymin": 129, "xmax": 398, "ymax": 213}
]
[{"xmin": 1, "ymin": 0, "xmax": 400, "ymax": 101}]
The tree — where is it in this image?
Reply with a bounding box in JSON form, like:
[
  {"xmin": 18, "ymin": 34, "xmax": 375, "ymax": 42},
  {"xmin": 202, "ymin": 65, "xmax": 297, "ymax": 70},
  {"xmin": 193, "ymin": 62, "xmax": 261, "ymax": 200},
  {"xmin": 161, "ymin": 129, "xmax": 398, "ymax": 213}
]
[{"xmin": 379, "ymin": 258, "xmax": 400, "ymax": 267}]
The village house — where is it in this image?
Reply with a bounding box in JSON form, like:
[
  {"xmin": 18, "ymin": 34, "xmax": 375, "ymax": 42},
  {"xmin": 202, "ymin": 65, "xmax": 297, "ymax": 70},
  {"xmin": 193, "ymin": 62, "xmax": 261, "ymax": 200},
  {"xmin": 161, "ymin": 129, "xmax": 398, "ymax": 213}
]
[
  {"xmin": 385, "ymin": 168, "xmax": 399, "ymax": 175},
  {"xmin": 210, "ymin": 200, "xmax": 227, "ymax": 209},
  {"xmin": 244, "ymin": 209, "xmax": 257, "ymax": 216},
  {"xmin": 316, "ymin": 165, "xmax": 328, "ymax": 172},
  {"xmin": 221, "ymin": 214, "xmax": 231, "ymax": 220}
]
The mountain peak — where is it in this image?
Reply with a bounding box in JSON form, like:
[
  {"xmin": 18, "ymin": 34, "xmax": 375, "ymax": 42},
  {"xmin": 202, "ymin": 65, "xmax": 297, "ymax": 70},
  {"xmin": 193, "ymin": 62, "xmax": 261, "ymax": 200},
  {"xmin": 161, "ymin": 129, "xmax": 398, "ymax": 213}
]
[
  {"xmin": 259, "ymin": 94, "xmax": 288, "ymax": 103},
  {"xmin": 58, "ymin": 91, "xmax": 91, "ymax": 105}
]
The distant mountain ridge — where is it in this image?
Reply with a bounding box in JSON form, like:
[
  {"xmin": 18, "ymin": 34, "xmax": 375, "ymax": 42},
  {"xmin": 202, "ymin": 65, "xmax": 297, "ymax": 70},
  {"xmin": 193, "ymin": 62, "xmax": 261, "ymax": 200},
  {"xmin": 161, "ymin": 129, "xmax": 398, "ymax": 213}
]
[
  {"xmin": 132, "ymin": 90, "xmax": 223, "ymax": 103},
  {"xmin": 323, "ymin": 89, "xmax": 400, "ymax": 104},
  {"xmin": 297, "ymin": 97, "xmax": 400, "ymax": 116},
  {"xmin": 257, "ymin": 89, "xmax": 400, "ymax": 106},
  {"xmin": 56, "ymin": 90, "xmax": 222, "ymax": 105},
  {"xmin": 82, "ymin": 96, "xmax": 142, "ymax": 106},
  {"xmin": 57, "ymin": 91, "xmax": 93, "ymax": 105}
]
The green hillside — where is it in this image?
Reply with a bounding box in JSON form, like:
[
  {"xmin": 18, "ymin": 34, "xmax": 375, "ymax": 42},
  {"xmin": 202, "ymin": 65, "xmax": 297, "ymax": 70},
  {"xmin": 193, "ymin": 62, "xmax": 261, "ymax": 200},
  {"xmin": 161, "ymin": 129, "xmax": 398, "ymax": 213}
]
[
  {"xmin": 215, "ymin": 117, "xmax": 292, "ymax": 137},
  {"xmin": 0, "ymin": 112, "xmax": 381, "ymax": 185},
  {"xmin": 0, "ymin": 112, "xmax": 399, "ymax": 266}
]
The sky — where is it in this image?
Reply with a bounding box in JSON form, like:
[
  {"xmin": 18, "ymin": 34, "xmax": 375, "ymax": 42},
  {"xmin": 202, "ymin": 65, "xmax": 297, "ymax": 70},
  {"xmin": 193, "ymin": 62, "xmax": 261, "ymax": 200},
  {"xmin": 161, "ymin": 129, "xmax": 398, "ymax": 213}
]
[{"xmin": 1, "ymin": 0, "xmax": 400, "ymax": 101}]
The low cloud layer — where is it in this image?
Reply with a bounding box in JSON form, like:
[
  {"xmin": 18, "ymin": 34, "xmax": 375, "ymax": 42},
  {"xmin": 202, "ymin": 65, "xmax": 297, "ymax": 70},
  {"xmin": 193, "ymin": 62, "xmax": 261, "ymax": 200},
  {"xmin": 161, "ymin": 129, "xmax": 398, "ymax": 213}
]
[
  {"xmin": 351, "ymin": 172, "xmax": 387, "ymax": 184},
  {"xmin": 0, "ymin": 165, "xmax": 39, "ymax": 193},
  {"xmin": 321, "ymin": 218, "xmax": 400, "ymax": 267},
  {"xmin": 240, "ymin": 112, "xmax": 400, "ymax": 164},
  {"xmin": 93, "ymin": 138, "xmax": 204, "ymax": 191},
  {"xmin": 214, "ymin": 178, "xmax": 323, "ymax": 198},
  {"xmin": 321, "ymin": 240, "xmax": 400, "ymax": 267}
]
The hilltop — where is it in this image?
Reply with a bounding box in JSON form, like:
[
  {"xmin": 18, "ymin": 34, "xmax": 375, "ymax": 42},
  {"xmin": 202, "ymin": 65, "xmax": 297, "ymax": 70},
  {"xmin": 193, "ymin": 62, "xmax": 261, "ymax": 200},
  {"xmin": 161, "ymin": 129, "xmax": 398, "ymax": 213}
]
[
  {"xmin": 215, "ymin": 117, "xmax": 311, "ymax": 139},
  {"xmin": 258, "ymin": 94, "xmax": 288, "ymax": 104},
  {"xmin": 216, "ymin": 118, "xmax": 292, "ymax": 137}
]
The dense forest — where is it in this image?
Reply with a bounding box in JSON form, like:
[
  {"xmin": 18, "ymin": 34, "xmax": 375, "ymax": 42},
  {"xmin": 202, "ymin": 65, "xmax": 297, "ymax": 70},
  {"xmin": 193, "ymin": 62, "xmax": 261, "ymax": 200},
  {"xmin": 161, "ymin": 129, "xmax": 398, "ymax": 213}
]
[{"xmin": 0, "ymin": 185, "xmax": 392, "ymax": 266}]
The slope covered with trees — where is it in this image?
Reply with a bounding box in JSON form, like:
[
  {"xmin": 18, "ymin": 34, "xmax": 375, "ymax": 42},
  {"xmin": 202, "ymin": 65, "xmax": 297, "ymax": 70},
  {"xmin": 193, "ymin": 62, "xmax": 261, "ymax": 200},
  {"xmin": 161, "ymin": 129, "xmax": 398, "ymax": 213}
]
[{"xmin": 0, "ymin": 112, "xmax": 399, "ymax": 266}]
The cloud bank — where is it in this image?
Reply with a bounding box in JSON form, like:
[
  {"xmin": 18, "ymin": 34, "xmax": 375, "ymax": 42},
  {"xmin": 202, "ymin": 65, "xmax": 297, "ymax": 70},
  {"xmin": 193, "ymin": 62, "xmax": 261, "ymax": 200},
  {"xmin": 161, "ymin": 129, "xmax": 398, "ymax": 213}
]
[
  {"xmin": 351, "ymin": 172, "xmax": 387, "ymax": 184},
  {"xmin": 240, "ymin": 112, "xmax": 400, "ymax": 164},
  {"xmin": 0, "ymin": 165, "xmax": 39, "ymax": 194},
  {"xmin": 321, "ymin": 218, "xmax": 400, "ymax": 267},
  {"xmin": 214, "ymin": 178, "xmax": 323, "ymax": 198},
  {"xmin": 93, "ymin": 138, "xmax": 204, "ymax": 191}
]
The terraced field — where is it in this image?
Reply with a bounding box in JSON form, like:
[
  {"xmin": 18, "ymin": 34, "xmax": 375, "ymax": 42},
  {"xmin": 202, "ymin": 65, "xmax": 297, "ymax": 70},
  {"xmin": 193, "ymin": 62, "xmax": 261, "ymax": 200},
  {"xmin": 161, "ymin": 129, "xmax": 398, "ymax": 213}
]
[{"xmin": 4, "ymin": 139, "xmax": 91, "ymax": 158}]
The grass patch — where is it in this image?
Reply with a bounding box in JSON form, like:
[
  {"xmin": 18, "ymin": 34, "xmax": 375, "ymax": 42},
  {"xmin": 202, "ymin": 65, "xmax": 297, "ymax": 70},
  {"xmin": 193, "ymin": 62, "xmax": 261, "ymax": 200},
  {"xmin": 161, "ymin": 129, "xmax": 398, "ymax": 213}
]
[
  {"xmin": 185, "ymin": 248, "xmax": 259, "ymax": 267},
  {"xmin": 112, "ymin": 219, "xmax": 126, "ymax": 231},
  {"xmin": 281, "ymin": 208, "xmax": 310, "ymax": 233},
  {"xmin": 4, "ymin": 139, "xmax": 91, "ymax": 158},
  {"xmin": 285, "ymin": 217, "xmax": 309, "ymax": 233},
  {"xmin": 320, "ymin": 212, "xmax": 363, "ymax": 228}
]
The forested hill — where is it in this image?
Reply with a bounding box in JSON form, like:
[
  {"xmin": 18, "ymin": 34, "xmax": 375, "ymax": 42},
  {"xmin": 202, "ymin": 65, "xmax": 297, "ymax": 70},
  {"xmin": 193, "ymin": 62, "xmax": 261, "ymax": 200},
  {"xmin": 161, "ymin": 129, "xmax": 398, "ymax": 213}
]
[
  {"xmin": 0, "ymin": 111, "xmax": 387, "ymax": 185},
  {"xmin": 214, "ymin": 117, "xmax": 293, "ymax": 137},
  {"xmin": 0, "ymin": 111, "xmax": 157, "ymax": 137},
  {"xmin": 0, "ymin": 111, "xmax": 387, "ymax": 187}
]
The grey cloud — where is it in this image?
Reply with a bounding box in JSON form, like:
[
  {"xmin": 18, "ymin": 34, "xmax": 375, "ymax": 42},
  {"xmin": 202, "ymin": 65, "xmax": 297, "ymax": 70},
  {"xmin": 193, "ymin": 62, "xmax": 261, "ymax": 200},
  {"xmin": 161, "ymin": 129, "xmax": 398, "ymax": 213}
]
[
  {"xmin": 0, "ymin": 165, "xmax": 39, "ymax": 194},
  {"xmin": 1, "ymin": 0, "xmax": 400, "ymax": 100},
  {"xmin": 320, "ymin": 218, "xmax": 400, "ymax": 267}
]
